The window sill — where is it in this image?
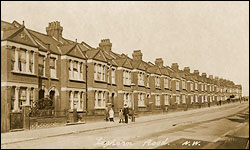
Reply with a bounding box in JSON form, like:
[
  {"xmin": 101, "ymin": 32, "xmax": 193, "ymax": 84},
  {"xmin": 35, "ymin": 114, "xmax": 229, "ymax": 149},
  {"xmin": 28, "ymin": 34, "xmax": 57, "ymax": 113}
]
[
  {"xmin": 138, "ymin": 84, "xmax": 145, "ymax": 87},
  {"xmin": 69, "ymin": 79, "xmax": 85, "ymax": 83},
  {"xmin": 11, "ymin": 109, "xmax": 22, "ymax": 113},
  {"xmin": 94, "ymin": 107, "xmax": 106, "ymax": 109},
  {"xmin": 156, "ymin": 87, "xmax": 161, "ymax": 90},
  {"xmin": 155, "ymin": 107, "xmax": 162, "ymax": 109},
  {"xmin": 95, "ymin": 80, "xmax": 106, "ymax": 84},
  {"xmin": 68, "ymin": 109, "xmax": 84, "ymax": 112},
  {"xmin": 38, "ymin": 76, "xmax": 48, "ymax": 79},
  {"xmin": 11, "ymin": 70, "xmax": 36, "ymax": 77},
  {"xmin": 124, "ymin": 84, "xmax": 131, "ymax": 87},
  {"xmin": 50, "ymin": 77, "xmax": 59, "ymax": 81},
  {"xmin": 138, "ymin": 105, "xmax": 146, "ymax": 108}
]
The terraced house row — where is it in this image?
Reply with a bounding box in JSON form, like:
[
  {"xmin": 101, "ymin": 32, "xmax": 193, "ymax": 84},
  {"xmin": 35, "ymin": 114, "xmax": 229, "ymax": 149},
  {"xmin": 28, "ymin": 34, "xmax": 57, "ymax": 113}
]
[{"xmin": 1, "ymin": 20, "xmax": 242, "ymax": 132}]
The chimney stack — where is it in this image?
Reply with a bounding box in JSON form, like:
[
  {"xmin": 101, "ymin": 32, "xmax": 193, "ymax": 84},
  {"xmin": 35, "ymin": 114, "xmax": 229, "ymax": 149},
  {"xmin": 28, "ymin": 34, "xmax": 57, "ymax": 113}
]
[
  {"xmin": 202, "ymin": 72, "xmax": 207, "ymax": 78},
  {"xmin": 184, "ymin": 67, "xmax": 190, "ymax": 73},
  {"xmin": 155, "ymin": 58, "xmax": 164, "ymax": 68},
  {"xmin": 171, "ymin": 63, "xmax": 179, "ymax": 71},
  {"xmin": 99, "ymin": 39, "xmax": 112, "ymax": 51},
  {"xmin": 132, "ymin": 50, "xmax": 143, "ymax": 61},
  {"xmin": 46, "ymin": 21, "xmax": 63, "ymax": 41},
  {"xmin": 193, "ymin": 70, "xmax": 199, "ymax": 76}
]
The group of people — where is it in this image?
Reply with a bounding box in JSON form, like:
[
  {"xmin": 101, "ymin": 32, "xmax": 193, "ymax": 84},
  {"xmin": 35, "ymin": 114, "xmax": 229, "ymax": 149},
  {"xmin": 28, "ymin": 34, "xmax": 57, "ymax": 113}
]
[{"xmin": 105, "ymin": 104, "xmax": 130, "ymax": 124}]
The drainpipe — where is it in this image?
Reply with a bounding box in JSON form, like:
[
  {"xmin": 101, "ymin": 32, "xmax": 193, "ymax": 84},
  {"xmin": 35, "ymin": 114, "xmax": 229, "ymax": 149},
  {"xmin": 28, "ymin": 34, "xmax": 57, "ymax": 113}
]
[{"xmin": 85, "ymin": 53, "xmax": 88, "ymax": 115}]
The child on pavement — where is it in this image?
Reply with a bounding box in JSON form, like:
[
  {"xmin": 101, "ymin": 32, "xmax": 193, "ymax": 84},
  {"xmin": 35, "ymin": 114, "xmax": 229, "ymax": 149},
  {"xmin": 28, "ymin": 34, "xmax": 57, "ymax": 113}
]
[
  {"xmin": 109, "ymin": 108, "xmax": 114, "ymax": 122},
  {"xmin": 119, "ymin": 109, "xmax": 124, "ymax": 123}
]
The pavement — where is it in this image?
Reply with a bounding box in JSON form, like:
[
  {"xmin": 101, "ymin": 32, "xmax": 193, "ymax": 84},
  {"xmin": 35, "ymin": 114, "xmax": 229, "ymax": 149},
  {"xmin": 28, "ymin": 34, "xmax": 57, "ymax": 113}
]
[{"xmin": 1, "ymin": 101, "xmax": 248, "ymax": 146}]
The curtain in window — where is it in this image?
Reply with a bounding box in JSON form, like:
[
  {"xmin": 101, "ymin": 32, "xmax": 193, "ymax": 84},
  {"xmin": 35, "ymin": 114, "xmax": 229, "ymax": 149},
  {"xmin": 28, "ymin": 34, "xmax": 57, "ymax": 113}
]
[
  {"xmin": 98, "ymin": 92, "xmax": 102, "ymax": 107},
  {"xmin": 29, "ymin": 51, "xmax": 33, "ymax": 72},
  {"xmin": 50, "ymin": 58, "xmax": 55, "ymax": 69}
]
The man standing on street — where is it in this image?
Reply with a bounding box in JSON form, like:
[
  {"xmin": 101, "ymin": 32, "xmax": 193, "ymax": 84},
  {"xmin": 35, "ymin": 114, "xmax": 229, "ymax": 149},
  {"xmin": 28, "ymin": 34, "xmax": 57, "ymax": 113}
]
[{"xmin": 123, "ymin": 104, "xmax": 129, "ymax": 124}]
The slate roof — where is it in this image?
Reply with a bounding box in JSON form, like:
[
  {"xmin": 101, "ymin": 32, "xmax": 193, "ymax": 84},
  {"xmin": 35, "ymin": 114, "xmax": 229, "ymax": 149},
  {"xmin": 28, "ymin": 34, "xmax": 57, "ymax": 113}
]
[{"xmin": 1, "ymin": 20, "xmax": 93, "ymax": 56}]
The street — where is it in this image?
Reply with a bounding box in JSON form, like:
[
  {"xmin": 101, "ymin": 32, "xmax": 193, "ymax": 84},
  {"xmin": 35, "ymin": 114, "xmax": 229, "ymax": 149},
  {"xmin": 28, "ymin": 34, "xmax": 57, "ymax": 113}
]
[{"xmin": 1, "ymin": 102, "xmax": 249, "ymax": 149}]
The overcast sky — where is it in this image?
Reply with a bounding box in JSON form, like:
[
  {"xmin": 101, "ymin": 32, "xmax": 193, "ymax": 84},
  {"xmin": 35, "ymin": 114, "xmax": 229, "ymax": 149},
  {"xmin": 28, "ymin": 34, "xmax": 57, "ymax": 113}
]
[{"xmin": 1, "ymin": 1, "xmax": 249, "ymax": 96}]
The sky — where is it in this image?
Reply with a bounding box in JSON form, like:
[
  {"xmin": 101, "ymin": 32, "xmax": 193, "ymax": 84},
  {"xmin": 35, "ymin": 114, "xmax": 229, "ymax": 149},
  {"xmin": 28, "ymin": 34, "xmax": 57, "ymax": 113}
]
[{"xmin": 1, "ymin": 1, "xmax": 249, "ymax": 96}]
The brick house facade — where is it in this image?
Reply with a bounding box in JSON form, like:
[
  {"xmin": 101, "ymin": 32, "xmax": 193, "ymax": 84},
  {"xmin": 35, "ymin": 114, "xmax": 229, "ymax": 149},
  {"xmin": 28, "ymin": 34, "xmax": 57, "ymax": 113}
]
[{"xmin": 1, "ymin": 20, "xmax": 243, "ymax": 132}]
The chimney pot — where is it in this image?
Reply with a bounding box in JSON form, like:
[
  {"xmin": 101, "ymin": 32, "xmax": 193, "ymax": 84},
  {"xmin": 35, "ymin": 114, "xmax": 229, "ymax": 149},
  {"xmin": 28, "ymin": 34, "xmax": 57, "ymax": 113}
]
[{"xmin": 46, "ymin": 21, "xmax": 63, "ymax": 40}]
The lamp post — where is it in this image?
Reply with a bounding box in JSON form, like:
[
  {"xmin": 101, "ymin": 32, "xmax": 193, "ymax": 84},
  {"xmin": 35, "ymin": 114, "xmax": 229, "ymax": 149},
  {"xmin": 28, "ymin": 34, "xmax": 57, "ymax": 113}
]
[{"xmin": 131, "ymin": 83, "xmax": 135, "ymax": 122}]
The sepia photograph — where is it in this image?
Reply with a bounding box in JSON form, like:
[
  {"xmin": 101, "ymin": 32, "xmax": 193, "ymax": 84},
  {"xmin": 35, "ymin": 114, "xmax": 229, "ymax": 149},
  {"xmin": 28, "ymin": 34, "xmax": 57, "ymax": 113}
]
[{"xmin": 1, "ymin": 1, "xmax": 249, "ymax": 149}]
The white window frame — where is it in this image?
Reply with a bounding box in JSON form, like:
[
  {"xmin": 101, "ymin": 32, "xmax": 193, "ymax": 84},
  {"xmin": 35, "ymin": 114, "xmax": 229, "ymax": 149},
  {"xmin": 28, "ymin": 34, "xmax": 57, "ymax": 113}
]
[
  {"xmin": 164, "ymin": 95, "xmax": 169, "ymax": 105},
  {"xmin": 155, "ymin": 95, "xmax": 161, "ymax": 107},
  {"xmin": 182, "ymin": 80, "xmax": 186, "ymax": 90},
  {"xmin": 182, "ymin": 95, "xmax": 186, "ymax": 103},
  {"xmin": 49, "ymin": 55, "xmax": 58, "ymax": 79},
  {"xmin": 176, "ymin": 96, "xmax": 180, "ymax": 104},
  {"xmin": 138, "ymin": 93, "xmax": 145, "ymax": 107},
  {"xmin": 138, "ymin": 72, "xmax": 145, "ymax": 86},
  {"xmin": 155, "ymin": 76, "xmax": 160, "ymax": 89},
  {"xmin": 95, "ymin": 91, "xmax": 106, "ymax": 109},
  {"xmin": 176, "ymin": 81, "xmax": 180, "ymax": 91}
]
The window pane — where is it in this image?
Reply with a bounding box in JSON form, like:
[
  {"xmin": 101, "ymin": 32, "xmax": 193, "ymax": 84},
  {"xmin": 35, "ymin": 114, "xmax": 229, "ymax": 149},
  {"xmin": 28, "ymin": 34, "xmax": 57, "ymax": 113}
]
[{"xmin": 50, "ymin": 58, "xmax": 56, "ymax": 68}]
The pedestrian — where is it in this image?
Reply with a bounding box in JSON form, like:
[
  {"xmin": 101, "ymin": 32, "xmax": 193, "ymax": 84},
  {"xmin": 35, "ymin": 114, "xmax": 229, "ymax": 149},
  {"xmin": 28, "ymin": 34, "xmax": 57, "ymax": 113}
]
[
  {"xmin": 123, "ymin": 104, "xmax": 129, "ymax": 124},
  {"xmin": 104, "ymin": 106, "xmax": 109, "ymax": 121},
  {"xmin": 119, "ymin": 109, "xmax": 124, "ymax": 123},
  {"xmin": 109, "ymin": 107, "xmax": 114, "ymax": 122}
]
